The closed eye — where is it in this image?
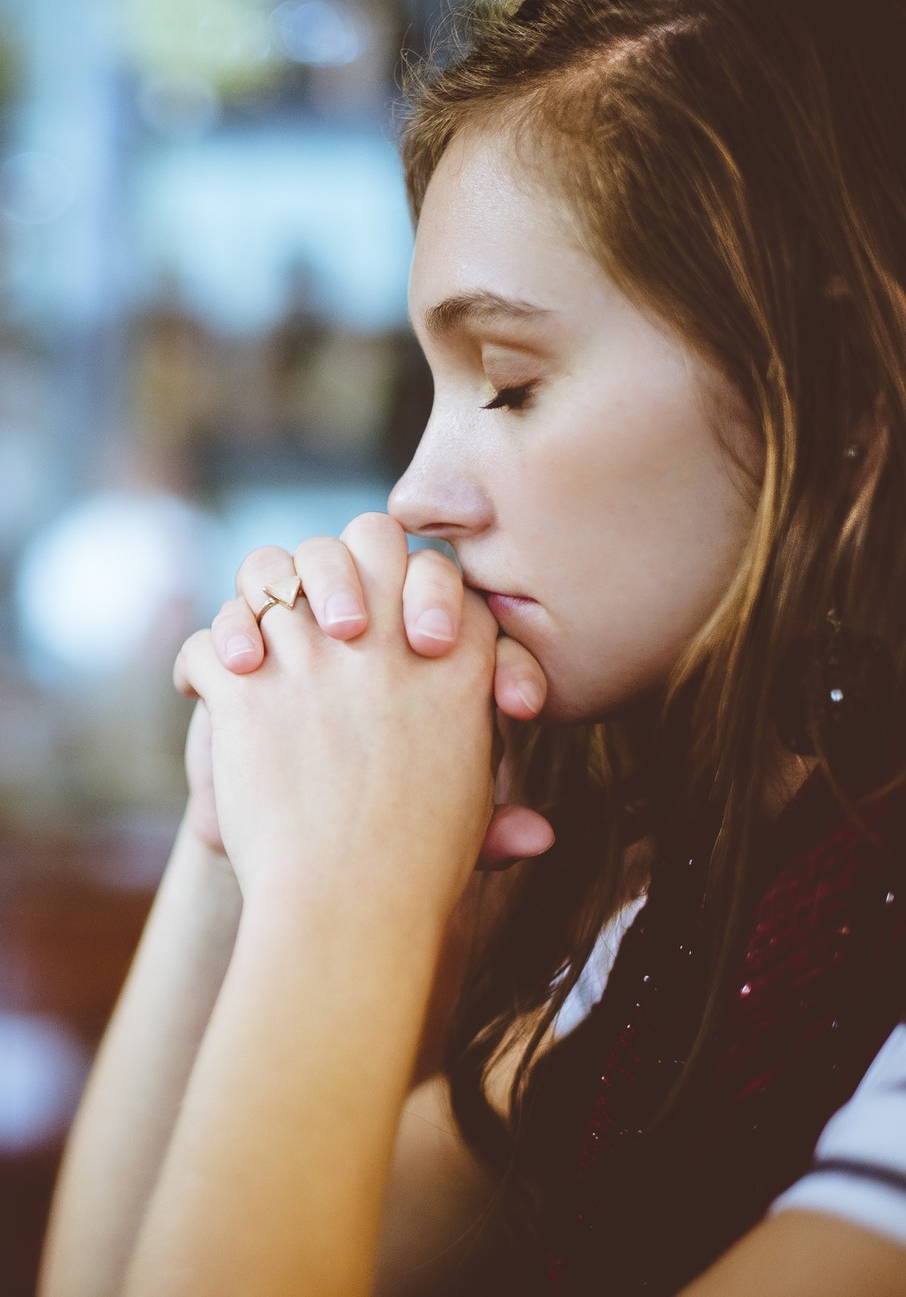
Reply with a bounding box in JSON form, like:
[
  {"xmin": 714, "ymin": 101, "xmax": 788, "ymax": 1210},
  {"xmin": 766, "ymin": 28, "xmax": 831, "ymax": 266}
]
[{"xmin": 481, "ymin": 383, "xmax": 538, "ymax": 413}]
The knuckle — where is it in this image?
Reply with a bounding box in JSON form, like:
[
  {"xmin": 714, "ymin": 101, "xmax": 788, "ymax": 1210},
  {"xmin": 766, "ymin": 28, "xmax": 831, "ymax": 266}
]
[
  {"xmin": 236, "ymin": 545, "xmax": 290, "ymax": 585},
  {"xmin": 173, "ymin": 629, "xmax": 204, "ymax": 679},
  {"xmin": 342, "ymin": 511, "xmax": 404, "ymax": 543},
  {"xmin": 406, "ymin": 556, "xmax": 463, "ymax": 610},
  {"xmin": 189, "ymin": 627, "xmax": 212, "ymax": 653},
  {"xmin": 408, "ymin": 548, "xmax": 462, "ymax": 583},
  {"xmin": 359, "ymin": 510, "xmax": 396, "ymax": 529},
  {"xmin": 292, "ymin": 535, "xmax": 340, "ymax": 568},
  {"xmin": 410, "ymin": 580, "xmax": 459, "ymax": 612},
  {"xmin": 212, "ymin": 597, "xmax": 246, "ymax": 626}
]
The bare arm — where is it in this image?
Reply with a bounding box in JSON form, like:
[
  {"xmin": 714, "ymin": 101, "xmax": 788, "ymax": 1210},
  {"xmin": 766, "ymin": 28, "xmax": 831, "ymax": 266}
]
[
  {"xmin": 38, "ymin": 746, "xmax": 518, "ymax": 1297},
  {"xmin": 118, "ymin": 854, "xmax": 452, "ymax": 1297},
  {"xmin": 38, "ymin": 813, "xmax": 243, "ymax": 1297},
  {"xmin": 679, "ymin": 1210, "xmax": 906, "ymax": 1297}
]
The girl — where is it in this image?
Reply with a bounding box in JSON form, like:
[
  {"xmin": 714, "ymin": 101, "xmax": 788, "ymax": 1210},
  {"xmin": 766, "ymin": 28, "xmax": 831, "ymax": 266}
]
[{"xmin": 39, "ymin": 1, "xmax": 906, "ymax": 1293}]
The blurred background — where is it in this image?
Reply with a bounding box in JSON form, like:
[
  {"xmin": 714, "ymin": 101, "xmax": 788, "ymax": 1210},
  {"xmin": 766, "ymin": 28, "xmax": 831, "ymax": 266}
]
[{"xmin": 0, "ymin": 1, "xmax": 446, "ymax": 1290}]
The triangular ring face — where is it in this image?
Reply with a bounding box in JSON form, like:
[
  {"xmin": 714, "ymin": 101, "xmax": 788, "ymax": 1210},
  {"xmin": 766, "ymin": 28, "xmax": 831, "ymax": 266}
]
[{"xmin": 263, "ymin": 575, "xmax": 302, "ymax": 608}]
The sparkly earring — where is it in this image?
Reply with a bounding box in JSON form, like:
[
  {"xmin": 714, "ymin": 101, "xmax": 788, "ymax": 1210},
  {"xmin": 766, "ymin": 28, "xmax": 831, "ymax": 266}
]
[
  {"xmin": 773, "ymin": 438, "xmax": 898, "ymax": 766},
  {"xmin": 772, "ymin": 608, "xmax": 896, "ymax": 764}
]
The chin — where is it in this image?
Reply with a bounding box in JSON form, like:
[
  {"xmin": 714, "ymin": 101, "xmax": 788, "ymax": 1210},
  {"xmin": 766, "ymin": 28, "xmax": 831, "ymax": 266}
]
[
  {"xmin": 510, "ymin": 636, "xmax": 660, "ymax": 726},
  {"xmin": 532, "ymin": 679, "xmax": 599, "ymax": 726},
  {"xmin": 537, "ymin": 669, "xmax": 662, "ymax": 728},
  {"xmin": 505, "ymin": 644, "xmax": 601, "ymax": 725}
]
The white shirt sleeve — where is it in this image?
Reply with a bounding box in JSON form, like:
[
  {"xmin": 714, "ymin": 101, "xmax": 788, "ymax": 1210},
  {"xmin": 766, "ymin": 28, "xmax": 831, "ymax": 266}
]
[
  {"xmin": 769, "ymin": 1023, "xmax": 906, "ymax": 1249},
  {"xmin": 548, "ymin": 901, "xmax": 906, "ymax": 1250},
  {"xmin": 549, "ymin": 893, "xmax": 647, "ymax": 1040}
]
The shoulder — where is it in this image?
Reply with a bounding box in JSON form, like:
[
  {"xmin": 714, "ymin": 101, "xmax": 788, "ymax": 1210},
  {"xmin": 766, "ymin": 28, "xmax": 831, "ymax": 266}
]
[{"xmin": 769, "ymin": 1023, "xmax": 906, "ymax": 1250}]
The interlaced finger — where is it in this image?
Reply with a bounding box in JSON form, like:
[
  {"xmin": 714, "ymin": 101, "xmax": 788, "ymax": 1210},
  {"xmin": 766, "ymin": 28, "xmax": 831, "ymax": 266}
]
[
  {"xmin": 232, "ymin": 544, "xmax": 315, "ymax": 657},
  {"xmin": 402, "ymin": 547, "xmax": 464, "ymax": 658},
  {"xmin": 173, "ymin": 627, "xmax": 219, "ymax": 700},
  {"xmin": 290, "ymin": 536, "xmax": 368, "ymax": 640}
]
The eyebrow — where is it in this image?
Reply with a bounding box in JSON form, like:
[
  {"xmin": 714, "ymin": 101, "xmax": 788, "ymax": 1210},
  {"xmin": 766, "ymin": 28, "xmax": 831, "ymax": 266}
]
[{"xmin": 420, "ymin": 290, "xmax": 557, "ymax": 340}]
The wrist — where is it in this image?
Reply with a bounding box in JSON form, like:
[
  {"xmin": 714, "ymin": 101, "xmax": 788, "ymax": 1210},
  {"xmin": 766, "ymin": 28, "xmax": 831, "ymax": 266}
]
[
  {"xmin": 183, "ymin": 793, "xmax": 226, "ymax": 852},
  {"xmin": 176, "ymin": 807, "xmax": 241, "ymax": 901}
]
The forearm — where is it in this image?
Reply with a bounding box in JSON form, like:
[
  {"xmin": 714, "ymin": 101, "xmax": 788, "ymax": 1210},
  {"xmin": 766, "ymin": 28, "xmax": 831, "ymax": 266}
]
[
  {"xmin": 121, "ymin": 859, "xmax": 447, "ymax": 1297},
  {"xmin": 679, "ymin": 1210, "xmax": 906, "ymax": 1297},
  {"xmin": 38, "ymin": 812, "xmax": 242, "ymax": 1297}
]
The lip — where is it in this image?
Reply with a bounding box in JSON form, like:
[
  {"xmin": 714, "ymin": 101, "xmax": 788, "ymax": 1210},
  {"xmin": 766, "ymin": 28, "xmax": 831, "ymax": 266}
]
[
  {"xmin": 484, "ymin": 591, "xmax": 537, "ymax": 616},
  {"xmin": 463, "ymin": 578, "xmax": 536, "ymax": 603}
]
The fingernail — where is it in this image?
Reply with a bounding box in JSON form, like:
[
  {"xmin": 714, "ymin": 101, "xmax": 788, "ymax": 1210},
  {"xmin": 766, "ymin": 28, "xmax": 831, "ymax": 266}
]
[
  {"xmin": 325, "ymin": 592, "xmax": 365, "ymax": 627},
  {"xmin": 226, "ymin": 634, "xmax": 257, "ymax": 661},
  {"xmin": 415, "ymin": 609, "xmax": 455, "ymax": 642},
  {"xmin": 516, "ymin": 681, "xmax": 543, "ymax": 713}
]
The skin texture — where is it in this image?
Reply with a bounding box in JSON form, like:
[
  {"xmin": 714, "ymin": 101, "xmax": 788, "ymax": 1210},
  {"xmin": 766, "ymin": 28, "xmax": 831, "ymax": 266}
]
[{"xmin": 389, "ymin": 127, "xmax": 761, "ymax": 723}]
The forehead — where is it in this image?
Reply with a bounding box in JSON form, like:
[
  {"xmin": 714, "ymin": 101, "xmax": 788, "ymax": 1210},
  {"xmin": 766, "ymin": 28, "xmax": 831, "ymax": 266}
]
[{"xmin": 407, "ymin": 128, "xmax": 596, "ymax": 325}]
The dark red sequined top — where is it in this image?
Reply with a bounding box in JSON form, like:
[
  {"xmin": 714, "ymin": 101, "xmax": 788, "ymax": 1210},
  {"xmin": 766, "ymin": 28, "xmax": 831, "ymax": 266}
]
[{"xmin": 479, "ymin": 768, "xmax": 906, "ymax": 1296}]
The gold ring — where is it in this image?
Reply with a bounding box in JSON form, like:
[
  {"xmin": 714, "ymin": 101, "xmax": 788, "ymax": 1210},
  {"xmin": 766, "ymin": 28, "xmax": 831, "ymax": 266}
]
[{"xmin": 254, "ymin": 575, "xmax": 304, "ymax": 627}]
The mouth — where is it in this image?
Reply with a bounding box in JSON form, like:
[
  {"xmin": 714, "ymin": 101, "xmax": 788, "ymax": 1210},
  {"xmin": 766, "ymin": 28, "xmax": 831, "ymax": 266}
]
[
  {"xmin": 464, "ymin": 582, "xmax": 539, "ymax": 626},
  {"xmin": 463, "ymin": 578, "xmax": 536, "ymax": 603}
]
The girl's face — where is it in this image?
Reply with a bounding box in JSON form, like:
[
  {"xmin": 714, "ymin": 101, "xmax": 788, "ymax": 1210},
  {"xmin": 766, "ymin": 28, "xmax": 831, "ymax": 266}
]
[{"xmin": 389, "ymin": 128, "xmax": 761, "ymax": 723}]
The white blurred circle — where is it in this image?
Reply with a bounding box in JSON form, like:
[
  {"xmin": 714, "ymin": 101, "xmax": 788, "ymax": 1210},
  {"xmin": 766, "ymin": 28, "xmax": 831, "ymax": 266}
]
[
  {"xmin": 272, "ymin": 0, "xmax": 369, "ymax": 67},
  {"xmin": 0, "ymin": 1013, "xmax": 89, "ymax": 1155},
  {"xmin": 14, "ymin": 489, "xmax": 220, "ymax": 678}
]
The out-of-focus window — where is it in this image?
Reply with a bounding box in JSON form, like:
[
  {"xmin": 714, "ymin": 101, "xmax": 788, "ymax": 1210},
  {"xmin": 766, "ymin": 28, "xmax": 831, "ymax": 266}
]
[
  {"xmin": 1, "ymin": 0, "xmax": 442, "ymax": 841},
  {"xmin": 0, "ymin": 4, "xmax": 441, "ymax": 1291}
]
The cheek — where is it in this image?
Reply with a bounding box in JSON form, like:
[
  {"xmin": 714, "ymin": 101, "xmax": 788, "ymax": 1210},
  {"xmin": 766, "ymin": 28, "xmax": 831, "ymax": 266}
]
[
  {"xmin": 537, "ymin": 390, "xmax": 723, "ymax": 562},
  {"xmin": 524, "ymin": 389, "xmax": 754, "ymax": 710},
  {"xmin": 553, "ymin": 355, "xmax": 752, "ymax": 551}
]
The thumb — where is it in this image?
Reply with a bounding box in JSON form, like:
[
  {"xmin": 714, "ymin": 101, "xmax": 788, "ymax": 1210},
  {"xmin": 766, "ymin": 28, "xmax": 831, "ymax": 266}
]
[{"xmin": 475, "ymin": 803, "xmax": 555, "ymax": 872}]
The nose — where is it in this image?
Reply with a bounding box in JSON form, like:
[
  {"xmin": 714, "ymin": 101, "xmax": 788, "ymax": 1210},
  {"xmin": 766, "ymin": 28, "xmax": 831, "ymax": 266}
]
[{"xmin": 387, "ymin": 426, "xmax": 492, "ymax": 542}]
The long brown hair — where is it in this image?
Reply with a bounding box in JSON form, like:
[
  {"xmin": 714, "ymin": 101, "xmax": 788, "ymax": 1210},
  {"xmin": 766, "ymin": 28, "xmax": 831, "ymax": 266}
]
[{"xmin": 396, "ymin": 0, "xmax": 906, "ymax": 1213}]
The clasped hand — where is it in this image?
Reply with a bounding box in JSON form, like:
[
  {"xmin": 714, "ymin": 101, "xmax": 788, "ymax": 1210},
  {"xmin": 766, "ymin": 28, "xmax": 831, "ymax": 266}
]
[{"xmin": 174, "ymin": 512, "xmax": 554, "ymax": 916}]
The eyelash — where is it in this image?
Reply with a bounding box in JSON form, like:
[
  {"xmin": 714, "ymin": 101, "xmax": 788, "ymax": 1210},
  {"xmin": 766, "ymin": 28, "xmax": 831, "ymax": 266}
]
[{"xmin": 481, "ymin": 383, "xmax": 537, "ymax": 413}]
